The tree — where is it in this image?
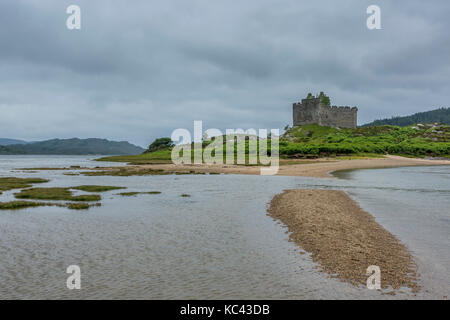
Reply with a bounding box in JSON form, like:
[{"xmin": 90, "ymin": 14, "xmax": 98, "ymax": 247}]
[{"xmin": 145, "ymin": 137, "xmax": 174, "ymax": 153}]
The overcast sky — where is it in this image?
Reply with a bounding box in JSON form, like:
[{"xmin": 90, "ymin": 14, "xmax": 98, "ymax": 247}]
[{"xmin": 1, "ymin": 0, "xmax": 449, "ymax": 147}]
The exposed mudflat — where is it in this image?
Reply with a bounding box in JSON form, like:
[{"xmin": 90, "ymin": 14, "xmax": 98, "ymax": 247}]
[
  {"xmin": 97, "ymin": 155, "xmax": 450, "ymax": 178},
  {"xmin": 268, "ymin": 189, "xmax": 420, "ymax": 292}
]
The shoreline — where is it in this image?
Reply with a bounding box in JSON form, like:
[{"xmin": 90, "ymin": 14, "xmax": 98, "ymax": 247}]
[
  {"xmin": 94, "ymin": 155, "xmax": 450, "ymax": 178},
  {"xmin": 268, "ymin": 189, "xmax": 420, "ymax": 293}
]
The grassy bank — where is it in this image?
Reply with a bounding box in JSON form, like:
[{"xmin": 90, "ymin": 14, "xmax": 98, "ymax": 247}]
[
  {"xmin": 0, "ymin": 200, "xmax": 101, "ymax": 210},
  {"xmin": 71, "ymin": 185, "xmax": 125, "ymax": 192},
  {"xmin": 98, "ymin": 150, "xmax": 172, "ymax": 164},
  {"xmin": 0, "ymin": 181, "xmax": 120, "ymax": 210},
  {"xmin": 14, "ymin": 188, "xmax": 102, "ymax": 202},
  {"xmin": 95, "ymin": 124, "xmax": 450, "ymax": 165},
  {"xmin": 0, "ymin": 177, "xmax": 49, "ymax": 194}
]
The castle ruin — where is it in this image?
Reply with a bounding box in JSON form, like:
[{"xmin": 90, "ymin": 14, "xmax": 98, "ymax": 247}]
[{"xmin": 293, "ymin": 92, "xmax": 358, "ymax": 129}]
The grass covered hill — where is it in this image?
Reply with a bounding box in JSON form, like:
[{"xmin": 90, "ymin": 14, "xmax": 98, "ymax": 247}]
[
  {"xmin": 362, "ymin": 107, "xmax": 450, "ymax": 127},
  {"xmin": 280, "ymin": 123, "xmax": 449, "ymax": 158},
  {"xmin": 98, "ymin": 123, "xmax": 450, "ymax": 164},
  {"xmin": 0, "ymin": 138, "xmax": 145, "ymax": 155}
]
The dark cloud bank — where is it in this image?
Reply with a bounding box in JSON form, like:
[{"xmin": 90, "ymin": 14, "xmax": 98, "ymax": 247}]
[{"xmin": 1, "ymin": 0, "xmax": 449, "ymax": 146}]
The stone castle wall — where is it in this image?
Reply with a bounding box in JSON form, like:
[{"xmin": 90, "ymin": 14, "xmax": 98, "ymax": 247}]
[{"xmin": 293, "ymin": 97, "xmax": 357, "ymax": 128}]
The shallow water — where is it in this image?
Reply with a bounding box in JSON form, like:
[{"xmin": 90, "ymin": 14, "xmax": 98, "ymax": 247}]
[{"xmin": 0, "ymin": 156, "xmax": 448, "ymax": 299}]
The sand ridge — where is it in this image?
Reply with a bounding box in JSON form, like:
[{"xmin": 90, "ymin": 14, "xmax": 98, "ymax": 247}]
[{"xmin": 268, "ymin": 189, "xmax": 420, "ymax": 292}]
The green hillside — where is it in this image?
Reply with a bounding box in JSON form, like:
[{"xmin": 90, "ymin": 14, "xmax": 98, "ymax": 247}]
[
  {"xmin": 280, "ymin": 124, "xmax": 449, "ymax": 158},
  {"xmin": 362, "ymin": 107, "xmax": 450, "ymax": 127},
  {"xmin": 0, "ymin": 138, "xmax": 144, "ymax": 155}
]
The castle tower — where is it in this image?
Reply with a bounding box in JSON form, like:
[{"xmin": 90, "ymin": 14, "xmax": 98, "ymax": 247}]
[{"xmin": 293, "ymin": 92, "xmax": 357, "ymax": 129}]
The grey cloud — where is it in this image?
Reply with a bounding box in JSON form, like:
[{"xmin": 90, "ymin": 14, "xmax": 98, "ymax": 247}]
[{"xmin": 0, "ymin": 0, "xmax": 449, "ymax": 147}]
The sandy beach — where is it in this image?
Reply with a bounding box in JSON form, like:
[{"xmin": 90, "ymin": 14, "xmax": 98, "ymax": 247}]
[
  {"xmin": 268, "ymin": 189, "xmax": 420, "ymax": 292},
  {"xmin": 97, "ymin": 155, "xmax": 450, "ymax": 178}
]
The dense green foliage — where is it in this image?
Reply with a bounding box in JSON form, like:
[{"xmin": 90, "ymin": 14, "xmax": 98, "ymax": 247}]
[
  {"xmin": 0, "ymin": 138, "xmax": 144, "ymax": 155},
  {"xmin": 362, "ymin": 107, "xmax": 450, "ymax": 127},
  {"xmin": 144, "ymin": 137, "xmax": 174, "ymax": 153},
  {"xmin": 281, "ymin": 124, "xmax": 449, "ymax": 158}
]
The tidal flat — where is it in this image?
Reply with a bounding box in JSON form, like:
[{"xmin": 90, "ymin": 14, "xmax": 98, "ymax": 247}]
[
  {"xmin": 80, "ymin": 168, "xmax": 209, "ymax": 176},
  {"xmin": 0, "ymin": 175, "xmax": 121, "ymax": 210},
  {"xmin": 0, "ymin": 155, "xmax": 448, "ymax": 299},
  {"xmin": 79, "ymin": 155, "xmax": 450, "ymax": 178}
]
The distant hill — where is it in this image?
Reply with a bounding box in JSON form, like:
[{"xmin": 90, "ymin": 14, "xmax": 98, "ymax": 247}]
[
  {"xmin": 0, "ymin": 138, "xmax": 145, "ymax": 155},
  {"xmin": 362, "ymin": 107, "xmax": 450, "ymax": 127},
  {"xmin": 0, "ymin": 138, "xmax": 28, "ymax": 146}
]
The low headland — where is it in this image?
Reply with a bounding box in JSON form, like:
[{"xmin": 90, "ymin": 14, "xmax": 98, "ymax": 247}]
[{"xmin": 93, "ymin": 123, "xmax": 450, "ymax": 177}]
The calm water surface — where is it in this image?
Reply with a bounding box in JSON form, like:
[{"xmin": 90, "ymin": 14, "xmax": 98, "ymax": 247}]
[{"xmin": 0, "ymin": 155, "xmax": 448, "ymax": 299}]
